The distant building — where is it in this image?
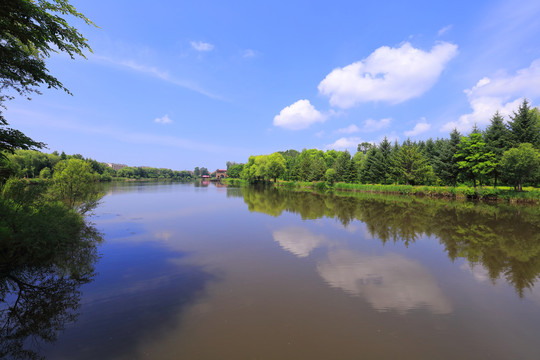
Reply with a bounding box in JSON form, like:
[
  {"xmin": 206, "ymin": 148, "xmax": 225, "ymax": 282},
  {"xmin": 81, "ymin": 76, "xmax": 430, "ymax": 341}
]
[
  {"xmin": 201, "ymin": 175, "xmax": 211, "ymax": 179},
  {"xmin": 106, "ymin": 163, "xmax": 128, "ymax": 171},
  {"xmin": 215, "ymin": 169, "xmax": 227, "ymax": 179}
]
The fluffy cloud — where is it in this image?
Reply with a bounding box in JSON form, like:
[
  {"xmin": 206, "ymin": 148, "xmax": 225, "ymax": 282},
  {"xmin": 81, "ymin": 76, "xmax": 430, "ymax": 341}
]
[
  {"xmin": 273, "ymin": 99, "xmax": 327, "ymax": 130},
  {"xmin": 154, "ymin": 114, "xmax": 173, "ymax": 124},
  {"xmin": 336, "ymin": 124, "xmax": 360, "ymax": 134},
  {"xmin": 318, "ymin": 42, "xmax": 458, "ymax": 108},
  {"xmin": 325, "ymin": 137, "xmax": 363, "ymax": 150},
  {"xmin": 191, "ymin": 41, "xmax": 214, "ymax": 52},
  {"xmin": 404, "ymin": 120, "xmax": 431, "ymax": 136},
  {"xmin": 442, "ymin": 59, "xmax": 540, "ymax": 132}
]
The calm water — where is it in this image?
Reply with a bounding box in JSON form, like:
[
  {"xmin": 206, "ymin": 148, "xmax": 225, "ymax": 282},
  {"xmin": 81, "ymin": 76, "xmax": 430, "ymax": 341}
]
[{"xmin": 4, "ymin": 181, "xmax": 540, "ymax": 359}]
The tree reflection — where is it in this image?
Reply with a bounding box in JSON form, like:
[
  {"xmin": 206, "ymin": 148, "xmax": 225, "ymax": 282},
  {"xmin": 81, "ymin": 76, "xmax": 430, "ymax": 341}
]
[
  {"xmin": 239, "ymin": 186, "xmax": 540, "ymax": 296},
  {"xmin": 0, "ymin": 224, "xmax": 102, "ymax": 360}
]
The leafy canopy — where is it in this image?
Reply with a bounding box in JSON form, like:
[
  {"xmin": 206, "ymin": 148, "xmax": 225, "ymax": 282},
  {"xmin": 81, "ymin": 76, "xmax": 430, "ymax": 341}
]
[{"xmin": 0, "ymin": 0, "xmax": 95, "ymax": 153}]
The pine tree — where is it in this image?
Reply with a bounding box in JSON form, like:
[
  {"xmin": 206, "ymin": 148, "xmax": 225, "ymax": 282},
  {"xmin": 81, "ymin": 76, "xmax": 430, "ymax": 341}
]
[
  {"xmin": 484, "ymin": 111, "xmax": 512, "ymax": 187},
  {"xmin": 432, "ymin": 129, "xmax": 461, "ymax": 186},
  {"xmin": 508, "ymin": 99, "xmax": 540, "ymax": 147}
]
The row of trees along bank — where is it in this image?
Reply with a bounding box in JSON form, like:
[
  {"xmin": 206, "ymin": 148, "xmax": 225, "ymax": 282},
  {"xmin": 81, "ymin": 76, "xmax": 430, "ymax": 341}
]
[
  {"xmin": 0, "ymin": 150, "xmax": 195, "ymax": 182},
  {"xmin": 231, "ymin": 100, "xmax": 540, "ymax": 192}
]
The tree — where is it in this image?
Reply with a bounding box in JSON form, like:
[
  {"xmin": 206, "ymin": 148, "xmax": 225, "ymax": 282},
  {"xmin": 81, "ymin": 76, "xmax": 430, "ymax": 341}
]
[
  {"xmin": 266, "ymin": 153, "xmax": 286, "ymax": 182},
  {"xmin": 393, "ymin": 140, "xmax": 433, "ymax": 185},
  {"xmin": 508, "ymin": 99, "xmax": 540, "ymax": 147},
  {"xmin": 357, "ymin": 142, "xmax": 374, "ymax": 155},
  {"xmin": 52, "ymin": 158, "xmax": 100, "ymax": 213},
  {"xmin": 432, "ymin": 129, "xmax": 461, "ymax": 186},
  {"xmin": 1, "ymin": 0, "xmax": 95, "ymax": 154},
  {"xmin": 484, "ymin": 111, "xmax": 512, "ymax": 187},
  {"xmin": 227, "ymin": 163, "xmax": 244, "ymax": 178},
  {"xmin": 193, "ymin": 167, "xmax": 200, "ymax": 177},
  {"xmin": 454, "ymin": 132, "xmax": 496, "ymax": 190},
  {"xmin": 325, "ymin": 168, "xmax": 337, "ymax": 185},
  {"xmin": 501, "ymin": 143, "xmax": 540, "ymax": 191}
]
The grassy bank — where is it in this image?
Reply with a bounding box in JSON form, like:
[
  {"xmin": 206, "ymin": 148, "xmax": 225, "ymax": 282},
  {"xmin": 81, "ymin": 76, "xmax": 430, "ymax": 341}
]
[{"xmin": 223, "ymin": 178, "xmax": 540, "ymax": 203}]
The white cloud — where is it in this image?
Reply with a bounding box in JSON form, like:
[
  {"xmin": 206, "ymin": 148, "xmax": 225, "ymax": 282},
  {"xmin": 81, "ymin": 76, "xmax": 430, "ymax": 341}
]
[
  {"xmin": 318, "ymin": 42, "xmax": 458, "ymax": 108},
  {"xmin": 273, "ymin": 99, "xmax": 327, "ymax": 130},
  {"xmin": 404, "ymin": 120, "xmax": 431, "ymax": 136},
  {"xmin": 442, "ymin": 59, "xmax": 540, "ymax": 132},
  {"xmin": 191, "ymin": 41, "xmax": 214, "ymax": 52},
  {"xmin": 154, "ymin": 114, "xmax": 173, "ymax": 124},
  {"xmin": 362, "ymin": 118, "xmax": 391, "ymax": 132},
  {"xmin": 438, "ymin": 25, "xmax": 453, "ymax": 36},
  {"xmin": 325, "ymin": 137, "xmax": 363, "ymax": 150},
  {"xmin": 336, "ymin": 124, "xmax": 360, "ymax": 134},
  {"xmin": 242, "ymin": 49, "xmax": 256, "ymax": 58}
]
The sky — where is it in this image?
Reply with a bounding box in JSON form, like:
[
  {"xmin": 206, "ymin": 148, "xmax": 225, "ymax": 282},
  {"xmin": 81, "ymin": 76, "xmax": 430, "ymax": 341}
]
[{"xmin": 6, "ymin": 0, "xmax": 540, "ymax": 171}]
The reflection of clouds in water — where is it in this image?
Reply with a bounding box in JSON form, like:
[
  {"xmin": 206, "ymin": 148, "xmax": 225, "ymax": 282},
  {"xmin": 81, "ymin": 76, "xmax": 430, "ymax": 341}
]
[
  {"xmin": 460, "ymin": 263, "xmax": 491, "ymax": 283},
  {"xmin": 272, "ymin": 227, "xmax": 327, "ymax": 258},
  {"xmin": 317, "ymin": 249, "xmax": 452, "ymax": 314}
]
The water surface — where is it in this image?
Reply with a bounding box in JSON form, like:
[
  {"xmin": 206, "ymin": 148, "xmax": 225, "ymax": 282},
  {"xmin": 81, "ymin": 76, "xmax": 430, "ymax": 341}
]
[{"xmin": 8, "ymin": 182, "xmax": 540, "ymax": 359}]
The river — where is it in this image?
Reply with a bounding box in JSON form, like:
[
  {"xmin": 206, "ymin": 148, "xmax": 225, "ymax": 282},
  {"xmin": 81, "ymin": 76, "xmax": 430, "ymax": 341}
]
[{"xmin": 5, "ymin": 181, "xmax": 540, "ymax": 359}]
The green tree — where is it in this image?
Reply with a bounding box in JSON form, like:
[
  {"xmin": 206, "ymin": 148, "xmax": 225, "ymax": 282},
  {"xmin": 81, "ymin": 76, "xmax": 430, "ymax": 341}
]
[
  {"xmin": 357, "ymin": 142, "xmax": 374, "ymax": 155},
  {"xmin": 1, "ymin": 0, "xmax": 95, "ymax": 154},
  {"xmin": 266, "ymin": 152, "xmax": 286, "ymax": 182},
  {"xmin": 325, "ymin": 168, "xmax": 337, "ymax": 185},
  {"xmin": 432, "ymin": 129, "xmax": 461, "ymax": 186},
  {"xmin": 500, "ymin": 143, "xmax": 540, "ymax": 191},
  {"xmin": 393, "ymin": 140, "xmax": 433, "ymax": 185},
  {"xmin": 454, "ymin": 132, "xmax": 496, "ymax": 190},
  {"xmin": 484, "ymin": 111, "xmax": 512, "ymax": 187},
  {"xmin": 227, "ymin": 163, "xmax": 244, "ymax": 178},
  {"xmin": 52, "ymin": 158, "xmax": 100, "ymax": 213},
  {"xmin": 508, "ymin": 99, "xmax": 540, "ymax": 147}
]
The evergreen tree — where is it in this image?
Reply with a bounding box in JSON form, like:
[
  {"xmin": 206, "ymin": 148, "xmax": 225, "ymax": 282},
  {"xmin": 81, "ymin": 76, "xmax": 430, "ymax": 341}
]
[
  {"xmin": 333, "ymin": 151, "xmax": 351, "ymax": 182},
  {"xmin": 379, "ymin": 137, "xmax": 392, "ymax": 184},
  {"xmin": 508, "ymin": 99, "xmax": 540, "ymax": 147},
  {"xmin": 484, "ymin": 111, "xmax": 512, "ymax": 187},
  {"xmin": 432, "ymin": 129, "xmax": 461, "ymax": 186},
  {"xmin": 361, "ymin": 148, "xmax": 384, "ymax": 184},
  {"xmin": 393, "ymin": 139, "xmax": 433, "ymax": 185}
]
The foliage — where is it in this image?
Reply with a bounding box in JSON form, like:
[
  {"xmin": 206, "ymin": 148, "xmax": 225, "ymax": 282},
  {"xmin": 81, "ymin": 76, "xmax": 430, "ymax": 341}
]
[
  {"xmin": 455, "ymin": 132, "xmax": 496, "ymax": 190},
  {"xmin": 0, "ymin": 0, "xmax": 95, "ymax": 155},
  {"xmin": 508, "ymin": 99, "xmax": 540, "ymax": 148},
  {"xmin": 500, "ymin": 143, "xmax": 540, "ymax": 191},
  {"xmin": 393, "ymin": 139, "xmax": 434, "ymax": 185},
  {"xmin": 52, "ymin": 158, "xmax": 101, "ymax": 213}
]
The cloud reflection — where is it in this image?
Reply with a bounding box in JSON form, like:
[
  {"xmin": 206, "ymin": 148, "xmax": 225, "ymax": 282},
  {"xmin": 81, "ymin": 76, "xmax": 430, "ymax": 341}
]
[
  {"xmin": 317, "ymin": 249, "xmax": 452, "ymax": 314},
  {"xmin": 272, "ymin": 227, "xmax": 327, "ymax": 258}
]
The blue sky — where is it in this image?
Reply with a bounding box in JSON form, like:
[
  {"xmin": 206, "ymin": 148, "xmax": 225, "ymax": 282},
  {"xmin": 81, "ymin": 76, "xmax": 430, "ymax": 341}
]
[{"xmin": 6, "ymin": 0, "xmax": 540, "ymax": 171}]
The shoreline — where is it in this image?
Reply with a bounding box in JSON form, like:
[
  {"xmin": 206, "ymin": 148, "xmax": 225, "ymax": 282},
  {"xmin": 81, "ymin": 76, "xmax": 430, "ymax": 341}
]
[{"xmin": 223, "ymin": 178, "xmax": 540, "ymax": 204}]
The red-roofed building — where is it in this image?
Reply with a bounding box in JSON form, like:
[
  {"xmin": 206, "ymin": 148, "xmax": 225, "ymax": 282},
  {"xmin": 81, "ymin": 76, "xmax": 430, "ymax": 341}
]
[{"xmin": 216, "ymin": 169, "xmax": 227, "ymax": 179}]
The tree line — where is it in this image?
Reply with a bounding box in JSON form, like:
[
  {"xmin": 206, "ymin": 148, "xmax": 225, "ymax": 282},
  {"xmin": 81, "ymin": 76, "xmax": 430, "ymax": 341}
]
[
  {"xmin": 231, "ymin": 100, "xmax": 540, "ymax": 191},
  {"xmin": 1, "ymin": 149, "xmax": 194, "ymax": 182}
]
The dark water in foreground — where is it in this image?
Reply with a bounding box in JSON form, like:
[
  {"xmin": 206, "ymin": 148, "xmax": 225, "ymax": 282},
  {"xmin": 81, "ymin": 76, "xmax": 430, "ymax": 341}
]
[{"xmin": 4, "ymin": 182, "xmax": 540, "ymax": 359}]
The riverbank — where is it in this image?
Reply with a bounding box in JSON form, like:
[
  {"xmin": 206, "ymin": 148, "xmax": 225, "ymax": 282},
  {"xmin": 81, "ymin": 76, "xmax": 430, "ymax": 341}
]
[{"xmin": 222, "ymin": 178, "xmax": 540, "ymax": 204}]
